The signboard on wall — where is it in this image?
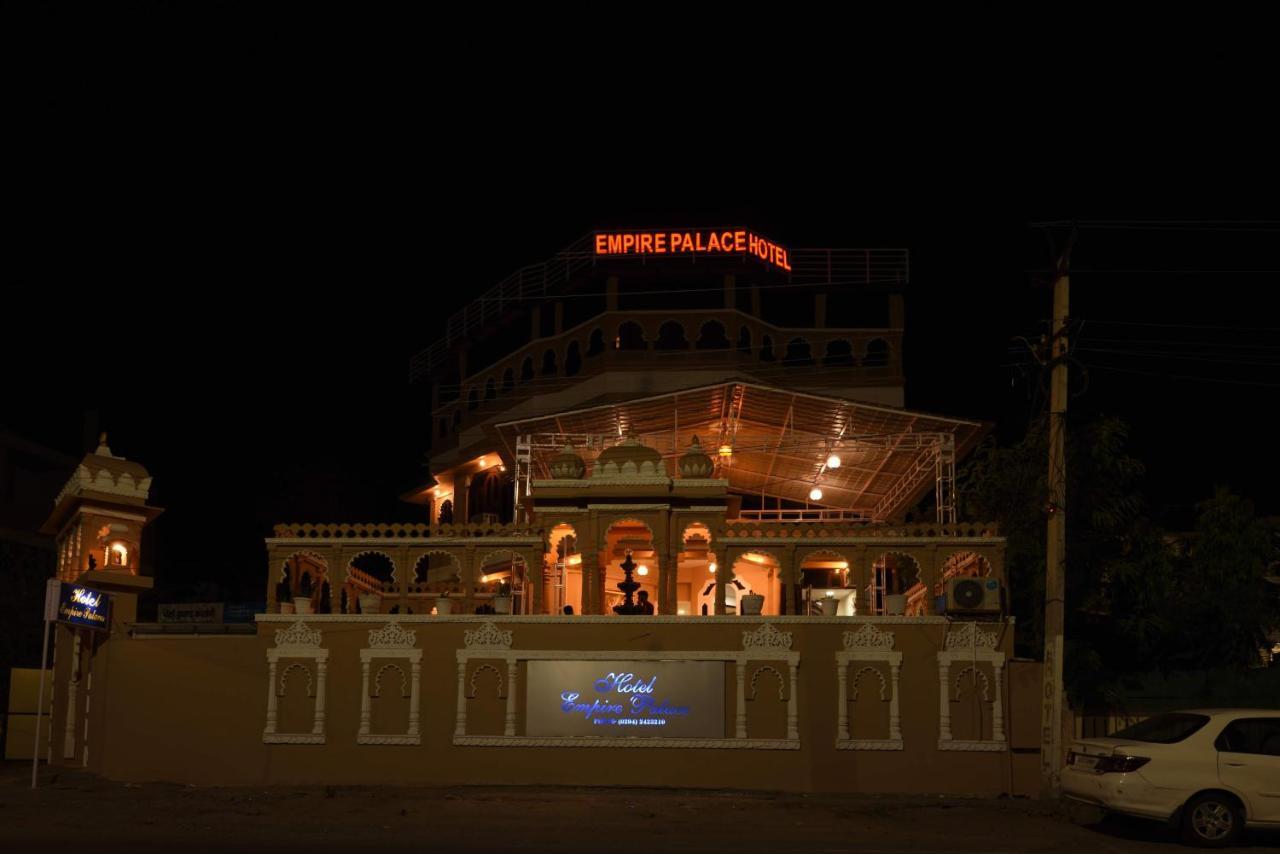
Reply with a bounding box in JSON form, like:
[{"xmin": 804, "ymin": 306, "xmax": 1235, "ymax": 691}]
[
  {"xmin": 594, "ymin": 229, "xmax": 792, "ymax": 272},
  {"xmin": 158, "ymin": 602, "xmax": 224, "ymax": 624},
  {"xmin": 526, "ymin": 660, "xmax": 725, "ymax": 738},
  {"xmin": 55, "ymin": 585, "xmax": 111, "ymax": 632}
]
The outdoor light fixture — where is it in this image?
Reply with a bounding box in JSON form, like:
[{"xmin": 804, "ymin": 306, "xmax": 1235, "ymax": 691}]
[
  {"xmin": 718, "ymin": 444, "xmax": 733, "ymax": 457},
  {"xmin": 809, "ymin": 486, "xmax": 823, "ymax": 501},
  {"xmin": 636, "ymin": 564, "xmax": 649, "ymax": 576},
  {"xmin": 826, "ymin": 453, "xmax": 841, "ymax": 469},
  {"xmin": 708, "ymin": 562, "xmax": 717, "ymax": 574}
]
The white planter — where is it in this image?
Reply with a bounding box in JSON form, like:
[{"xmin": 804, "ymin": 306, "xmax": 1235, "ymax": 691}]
[
  {"xmin": 493, "ymin": 595, "xmax": 512, "ymax": 615},
  {"xmin": 884, "ymin": 594, "xmax": 907, "ymax": 616},
  {"xmin": 279, "ymin": 601, "xmax": 295, "ymax": 615},
  {"xmin": 435, "ymin": 597, "xmax": 453, "ymax": 615},
  {"xmin": 818, "ymin": 597, "xmax": 839, "ymax": 617},
  {"xmin": 293, "ymin": 597, "xmax": 313, "ymax": 615},
  {"xmin": 359, "ymin": 594, "xmax": 380, "ymax": 615},
  {"xmin": 739, "ymin": 594, "xmax": 764, "ymax": 616}
]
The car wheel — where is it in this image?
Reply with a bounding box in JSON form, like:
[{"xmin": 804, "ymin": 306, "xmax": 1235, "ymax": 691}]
[{"xmin": 1182, "ymin": 793, "xmax": 1243, "ymax": 848}]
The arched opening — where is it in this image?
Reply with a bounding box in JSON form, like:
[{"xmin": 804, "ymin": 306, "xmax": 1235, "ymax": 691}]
[
  {"xmin": 547, "ymin": 524, "xmax": 579, "ymax": 615},
  {"xmin": 759, "ymin": 334, "xmax": 775, "ymax": 361},
  {"xmin": 935, "ymin": 551, "xmax": 993, "ymax": 610},
  {"xmin": 695, "ymin": 320, "xmax": 731, "ymax": 350},
  {"xmin": 715, "ymin": 551, "xmax": 781, "ymax": 616},
  {"xmin": 540, "ymin": 349, "xmax": 557, "ymax": 376},
  {"xmin": 278, "ymin": 552, "xmax": 329, "ymax": 613},
  {"xmin": 654, "ymin": 321, "xmax": 689, "ymax": 351},
  {"xmin": 466, "ymin": 468, "xmax": 511, "ymax": 524},
  {"xmin": 410, "ymin": 551, "xmax": 462, "ymax": 613},
  {"xmin": 477, "ymin": 550, "xmax": 531, "ymax": 615},
  {"xmin": 677, "ymin": 522, "xmax": 713, "ymax": 616},
  {"xmin": 438, "ymin": 499, "xmax": 454, "ymax": 525},
  {"xmin": 799, "ymin": 550, "xmax": 854, "ymax": 615},
  {"xmin": 564, "ymin": 341, "xmax": 582, "ymax": 376},
  {"xmin": 586, "ymin": 328, "xmax": 605, "ymax": 357},
  {"xmin": 782, "ymin": 338, "xmax": 814, "ymax": 367},
  {"xmin": 346, "ymin": 551, "xmax": 396, "ymax": 615},
  {"xmin": 867, "ymin": 552, "xmax": 924, "ymax": 616},
  {"xmin": 603, "ymin": 519, "xmax": 660, "ymax": 614},
  {"xmin": 616, "ymin": 322, "xmax": 646, "ymax": 351},
  {"xmin": 864, "ymin": 338, "xmax": 890, "ymax": 368},
  {"xmin": 822, "ymin": 339, "xmax": 856, "ymax": 367}
]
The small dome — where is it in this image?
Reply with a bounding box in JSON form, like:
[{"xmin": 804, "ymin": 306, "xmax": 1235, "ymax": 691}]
[
  {"xmin": 548, "ymin": 444, "xmax": 586, "ymax": 480},
  {"xmin": 678, "ymin": 435, "xmax": 714, "ymax": 478},
  {"xmin": 593, "ymin": 434, "xmax": 666, "ymax": 478}
]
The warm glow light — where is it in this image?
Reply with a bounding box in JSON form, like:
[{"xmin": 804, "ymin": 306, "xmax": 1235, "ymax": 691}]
[
  {"xmin": 594, "ymin": 229, "xmax": 792, "ymax": 273},
  {"xmin": 718, "ymin": 444, "xmax": 733, "ymax": 457},
  {"xmin": 481, "ymin": 574, "xmax": 489, "ymax": 583},
  {"xmin": 809, "ymin": 487, "xmax": 823, "ymax": 501},
  {"xmin": 636, "ymin": 564, "xmax": 649, "ymax": 576},
  {"xmin": 826, "ymin": 453, "xmax": 841, "ymax": 469},
  {"xmin": 708, "ymin": 562, "xmax": 717, "ymax": 574}
]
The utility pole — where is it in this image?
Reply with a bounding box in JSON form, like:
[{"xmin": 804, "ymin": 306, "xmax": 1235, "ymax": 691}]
[{"xmin": 1040, "ymin": 229, "xmax": 1075, "ymax": 798}]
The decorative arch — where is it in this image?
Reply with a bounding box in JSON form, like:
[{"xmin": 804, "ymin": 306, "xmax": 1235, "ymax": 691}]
[
  {"xmin": 412, "ymin": 550, "xmax": 462, "ymax": 585},
  {"xmin": 748, "ymin": 665, "xmax": 786, "ymax": 700},
  {"xmin": 782, "ymin": 337, "xmax": 814, "ymax": 366},
  {"xmin": 467, "ymin": 663, "xmax": 505, "ymax": 699},
  {"xmin": 850, "ymin": 666, "xmax": 887, "ymax": 701},
  {"xmin": 953, "ymin": 666, "xmax": 991, "ymax": 701},
  {"xmin": 940, "ymin": 551, "xmax": 993, "ymax": 580},
  {"xmin": 373, "ymin": 663, "xmax": 408, "ymax": 698},
  {"xmin": 350, "ymin": 551, "xmax": 396, "ymax": 586},
  {"xmin": 278, "ymin": 663, "xmax": 313, "ymax": 697},
  {"xmin": 867, "ymin": 551, "xmax": 923, "ymax": 615}
]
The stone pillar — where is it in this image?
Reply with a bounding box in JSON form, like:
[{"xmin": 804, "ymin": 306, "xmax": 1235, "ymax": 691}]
[
  {"xmin": 836, "ymin": 662, "xmax": 849, "ymax": 740},
  {"xmin": 408, "ymin": 659, "xmax": 422, "ymax": 737},
  {"xmin": 735, "ymin": 661, "xmax": 747, "ymax": 738},
  {"xmin": 889, "ymin": 662, "xmax": 902, "ymax": 741},
  {"xmin": 919, "ymin": 546, "xmax": 940, "ymax": 615},
  {"xmin": 852, "ymin": 546, "xmax": 870, "ymax": 616},
  {"xmin": 504, "ymin": 659, "xmax": 518, "ymax": 736},
  {"xmin": 360, "ymin": 660, "xmax": 372, "ymax": 735},
  {"xmin": 394, "ymin": 547, "xmax": 411, "ymax": 614},
  {"xmin": 714, "ymin": 558, "xmax": 727, "ymax": 615},
  {"xmin": 454, "ymin": 661, "xmax": 467, "ymax": 737},
  {"xmin": 938, "ymin": 661, "xmax": 952, "ymax": 741},
  {"xmin": 63, "ymin": 630, "xmax": 81, "ymax": 759},
  {"xmin": 264, "ymin": 659, "xmax": 278, "ymax": 735},
  {"xmin": 313, "ymin": 656, "xmax": 327, "ymax": 736},
  {"xmin": 992, "ymin": 661, "xmax": 1006, "ymax": 742},
  {"xmin": 786, "ymin": 662, "xmax": 799, "ymax": 740}
]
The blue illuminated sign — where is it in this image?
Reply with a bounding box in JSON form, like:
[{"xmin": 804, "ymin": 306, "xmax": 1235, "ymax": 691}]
[{"xmin": 56, "ymin": 585, "xmax": 111, "ymax": 631}]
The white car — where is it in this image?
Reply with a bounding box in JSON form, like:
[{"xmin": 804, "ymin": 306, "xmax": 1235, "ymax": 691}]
[{"xmin": 1062, "ymin": 709, "xmax": 1280, "ymax": 847}]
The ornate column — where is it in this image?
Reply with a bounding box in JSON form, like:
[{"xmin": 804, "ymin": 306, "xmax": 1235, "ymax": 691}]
[
  {"xmin": 888, "ymin": 661, "xmax": 902, "ymax": 741},
  {"xmin": 313, "ymin": 655, "xmax": 328, "ymax": 736},
  {"xmin": 992, "ymin": 661, "xmax": 1006, "ymax": 742},
  {"xmin": 938, "ymin": 661, "xmax": 952, "ymax": 741},
  {"xmin": 714, "ymin": 558, "xmax": 727, "ymax": 615},
  {"xmin": 836, "ymin": 662, "xmax": 849, "ymax": 740},
  {"xmin": 786, "ymin": 662, "xmax": 799, "ymax": 740},
  {"xmin": 359, "ymin": 660, "xmax": 372, "ymax": 736},
  {"xmin": 454, "ymin": 661, "xmax": 467, "ymax": 736},
  {"xmin": 504, "ymin": 658, "xmax": 518, "ymax": 736},
  {"xmin": 264, "ymin": 659, "xmax": 279, "ymax": 736},
  {"xmin": 63, "ymin": 630, "xmax": 81, "ymax": 759},
  {"xmin": 735, "ymin": 661, "xmax": 747, "ymax": 738},
  {"xmin": 852, "ymin": 546, "xmax": 870, "ymax": 616},
  {"xmin": 408, "ymin": 659, "xmax": 422, "ymax": 737}
]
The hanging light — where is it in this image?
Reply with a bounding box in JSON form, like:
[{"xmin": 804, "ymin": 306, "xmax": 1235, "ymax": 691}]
[
  {"xmin": 718, "ymin": 444, "xmax": 733, "ymax": 457},
  {"xmin": 636, "ymin": 564, "xmax": 649, "ymax": 576},
  {"xmin": 809, "ymin": 486, "xmax": 823, "ymax": 501},
  {"xmin": 826, "ymin": 453, "xmax": 841, "ymax": 470},
  {"xmin": 708, "ymin": 562, "xmax": 717, "ymax": 575}
]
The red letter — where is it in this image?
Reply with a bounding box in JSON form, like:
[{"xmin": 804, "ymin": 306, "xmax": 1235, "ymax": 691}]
[
  {"xmin": 655, "ymin": 233, "xmax": 667, "ymax": 253},
  {"xmin": 595, "ymin": 234, "xmax": 608, "ymax": 254},
  {"xmin": 608, "ymin": 234, "xmax": 624, "ymax": 253},
  {"xmin": 622, "ymin": 234, "xmax": 636, "ymax": 253},
  {"xmin": 707, "ymin": 232, "xmax": 721, "ymax": 252}
]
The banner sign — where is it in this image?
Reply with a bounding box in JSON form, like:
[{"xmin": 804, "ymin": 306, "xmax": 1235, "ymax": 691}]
[
  {"xmin": 56, "ymin": 585, "xmax": 111, "ymax": 632},
  {"xmin": 526, "ymin": 660, "xmax": 725, "ymax": 738}
]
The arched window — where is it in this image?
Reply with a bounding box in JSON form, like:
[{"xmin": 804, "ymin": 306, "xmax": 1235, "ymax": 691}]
[
  {"xmin": 616, "ymin": 322, "xmax": 646, "ymax": 351},
  {"xmin": 655, "ymin": 321, "xmax": 689, "ymax": 351},
  {"xmin": 696, "ymin": 320, "xmax": 731, "ymax": 350}
]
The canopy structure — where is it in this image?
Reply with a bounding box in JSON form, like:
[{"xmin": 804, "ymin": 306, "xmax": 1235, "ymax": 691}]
[{"xmin": 493, "ymin": 382, "xmax": 988, "ymax": 523}]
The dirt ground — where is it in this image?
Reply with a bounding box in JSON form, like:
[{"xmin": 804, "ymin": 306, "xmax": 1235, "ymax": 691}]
[{"xmin": 2, "ymin": 763, "xmax": 1277, "ymax": 853}]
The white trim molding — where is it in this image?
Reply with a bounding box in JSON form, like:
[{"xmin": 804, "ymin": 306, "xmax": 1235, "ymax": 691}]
[
  {"xmin": 358, "ymin": 622, "xmax": 423, "ymax": 746},
  {"xmin": 936, "ymin": 622, "xmax": 1006, "ymax": 752},
  {"xmin": 264, "ymin": 620, "xmax": 329, "ymax": 744},
  {"xmin": 836, "ymin": 624, "xmax": 903, "ymax": 751}
]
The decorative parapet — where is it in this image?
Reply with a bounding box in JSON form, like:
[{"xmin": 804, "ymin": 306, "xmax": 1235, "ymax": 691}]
[
  {"xmin": 273, "ymin": 620, "xmax": 322, "ymax": 651},
  {"xmin": 742, "ymin": 622, "xmax": 793, "ymax": 652},
  {"xmin": 367, "ymin": 621, "xmax": 417, "ymax": 649},
  {"xmin": 843, "ymin": 623, "xmax": 896, "ymax": 650},
  {"xmin": 463, "ymin": 622, "xmax": 513, "ymax": 651},
  {"xmin": 271, "ymin": 522, "xmax": 546, "ymax": 539},
  {"xmin": 717, "ymin": 522, "xmax": 1001, "ymax": 540}
]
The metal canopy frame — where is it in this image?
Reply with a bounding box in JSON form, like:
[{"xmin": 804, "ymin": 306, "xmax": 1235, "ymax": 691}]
[{"xmin": 499, "ymin": 383, "xmax": 983, "ymax": 525}]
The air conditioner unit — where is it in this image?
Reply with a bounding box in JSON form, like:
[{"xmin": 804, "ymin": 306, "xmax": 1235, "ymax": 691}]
[{"xmin": 945, "ymin": 577, "xmax": 1002, "ymax": 614}]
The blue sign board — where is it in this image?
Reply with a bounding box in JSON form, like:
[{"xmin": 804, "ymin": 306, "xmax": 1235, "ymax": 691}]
[{"xmin": 56, "ymin": 585, "xmax": 111, "ymax": 631}]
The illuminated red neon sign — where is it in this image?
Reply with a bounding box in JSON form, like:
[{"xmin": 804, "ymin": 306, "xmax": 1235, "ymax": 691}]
[{"xmin": 594, "ymin": 229, "xmax": 792, "ymax": 272}]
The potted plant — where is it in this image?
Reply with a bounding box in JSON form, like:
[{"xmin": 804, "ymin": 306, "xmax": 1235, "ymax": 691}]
[
  {"xmin": 435, "ymin": 574, "xmax": 462, "ymax": 615},
  {"xmin": 294, "ymin": 573, "xmax": 314, "ymax": 615},
  {"xmin": 277, "ymin": 579, "xmax": 294, "ymax": 614},
  {"xmin": 739, "ymin": 589, "xmax": 764, "ymax": 616},
  {"xmin": 492, "ymin": 580, "xmax": 513, "ymax": 615}
]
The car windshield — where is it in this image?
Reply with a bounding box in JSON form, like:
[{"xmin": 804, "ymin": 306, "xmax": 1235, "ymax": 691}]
[{"xmin": 1110, "ymin": 713, "xmax": 1210, "ymax": 743}]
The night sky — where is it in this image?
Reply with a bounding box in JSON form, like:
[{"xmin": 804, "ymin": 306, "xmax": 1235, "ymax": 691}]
[{"xmin": 7, "ymin": 11, "xmax": 1277, "ymax": 602}]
